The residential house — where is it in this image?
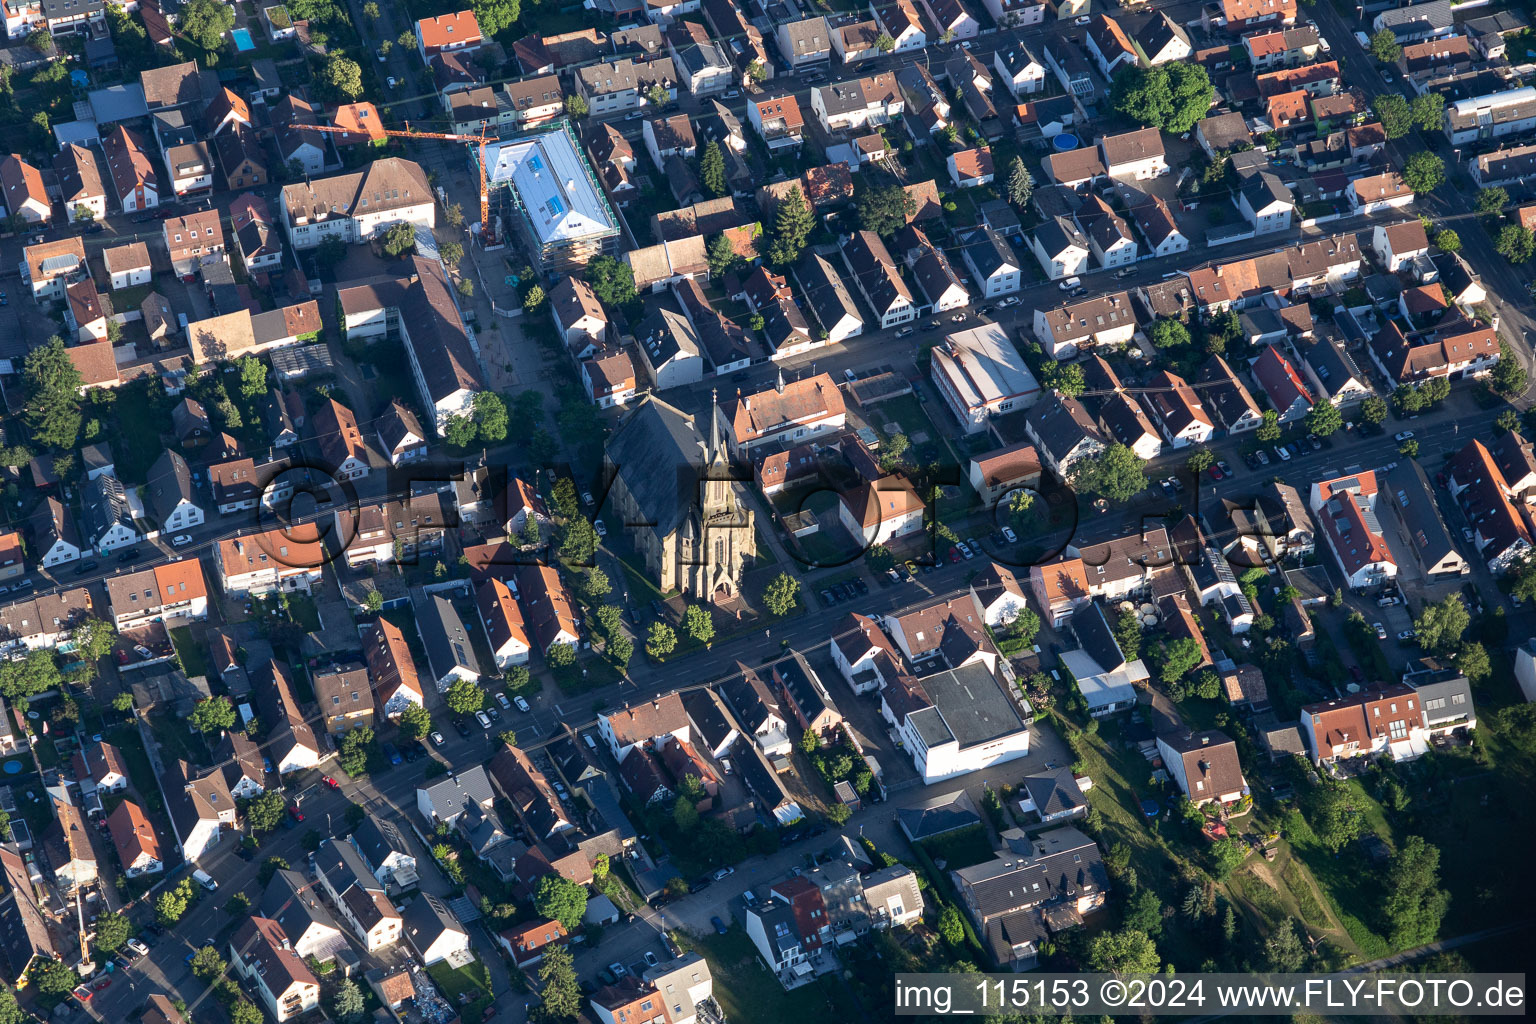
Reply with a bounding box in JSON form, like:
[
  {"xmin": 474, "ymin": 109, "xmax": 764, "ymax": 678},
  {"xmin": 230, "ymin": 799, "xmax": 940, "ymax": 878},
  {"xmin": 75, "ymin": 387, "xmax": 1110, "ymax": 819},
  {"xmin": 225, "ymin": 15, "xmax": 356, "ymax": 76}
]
[
  {"xmin": 794, "ymin": 254, "xmax": 863, "ymax": 342},
  {"xmin": 403, "ymin": 893, "xmax": 471, "ymax": 967},
  {"xmin": 214, "ymin": 523, "xmax": 326, "ymax": 596},
  {"xmin": 517, "ymin": 564, "xmax": 580, "ymax": 658},
  {"xmin": 1156, "ymin": 730, "xmax": 1248, "ymax": 805},
  {"xmin": 1347, "ymin": 170, "xmax": 1414, "ymax": 214},
  {"xmin": 1030, "ymin": 215, "xmax": 1091, "ymax": 282},
  {"xmin": 952, "ymin": 827, "xmax": 1107, "ymax": 969},
  {"xmin": 261, "ymin": 868, "xmax": 348, "ymax": 961},
  {"xmin": 994, "ymin": 43, "xmax": 1046, "ymax": 99},
  {"xmin": 106, "ymin": 800, "xmax": 162, "ymax": 877},
  {"xmin": 776, "ymin": 16, "xmax": 831, "ymax": 70},
  {"xmin": 55, "ymin": 144, "xmax": 106, "ymax": 224},
  {"xmin": 575, "ymin": 57, "xmax": 679, "ymax": 117},
  {"xmin": 1100, "ymin": 128, "xmax": 1167, "ymax": 179},
  {"xmin": 364, "ymin": 618, "xmax": 425, "ymax": 720},
  {"xmin": 841, "ymin": 230, "xmax": 915, "ymax": 328},
  {"xmin": 103, "ymin": 242, "xmax": 151, "ymax": 291},
  {"xmin": 313, "ymin": 839, "xmax": 403, "ymax": 951},
  {"xmin": 1085, "ymin": 14, "xmax": 1136, "ymax": 80},
  {"xmin": 1142, "ymin": 370, "xmax": 1214, "ymax": 448},
  {"xmin": 476, "ymin": 579, "xmax": 530, "ymax": 669},
  {"xmin": 1024, "ymin": 394, "xmax": 1105, "ymax": 482},
  {"xmin": 968, "ymin": 441, "xmax": 1042, "ymax": 507},
  {"xmin": 102, "ymin": 124, "xmax": 158, "ymax": 212},
  {"xmin": 1251, "ymin": 344, "xmax": 1314, "ymax": 421},
  {"xmin": 1032, "ymin": 291, "xmax": 1138, "ymax": 360},
  {"xmin": 1075, "ymin": 194, "xmax": 1137, "ymax": 269},
  {"xmin": 810, "ymin": 72, "xmax": 902, "ymax": 133},
  {"xmin": 749, "ymin": 95, "xmax": 804, "ymax": 150},
  {"xmin": 947, "ymin": 147, "xmax": 994, "ymax": 189},
  {"xmin": 164, "ymin": 759, "xmax": 235, "ymax": 863},
  {"xmin": 352, "ymin": 814, "xmax": 419, "ymax": 892},
  {"xmin": 839, "ymin": 473, "xmax": 927, "ymax": 546},
  {"xmin": 1374, "ymin": 220, "xmax": 1430, "ymax": 273},
  {"xmin": 960, "ymin": 226, "xmax": 1021, "ymax": 298},
  {"xmin": 0, "ymin": 155, "xmax": 48, "ymax": 224},
  {"xmin": 229, "ymin": 918, "xmax": 321, "ymax": 1022},
  {"xmin": 376, "ymin": 400, "xmax": 428, "ymax": 467}
]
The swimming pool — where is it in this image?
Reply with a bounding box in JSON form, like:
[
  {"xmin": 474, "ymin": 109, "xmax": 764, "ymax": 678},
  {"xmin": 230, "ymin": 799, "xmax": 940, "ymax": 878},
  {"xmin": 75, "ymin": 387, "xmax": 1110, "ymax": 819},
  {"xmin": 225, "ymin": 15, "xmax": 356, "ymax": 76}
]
[{"xmin": 231, "ymin": 27, "xmax": 255, "ymax": 51}]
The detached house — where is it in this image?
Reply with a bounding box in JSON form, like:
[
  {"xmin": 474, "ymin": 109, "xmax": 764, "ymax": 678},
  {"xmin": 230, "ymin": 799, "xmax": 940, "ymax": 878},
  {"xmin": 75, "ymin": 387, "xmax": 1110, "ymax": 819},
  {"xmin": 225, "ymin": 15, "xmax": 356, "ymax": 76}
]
[
  {"xmin": 1099, "ymin": 128, "xmax": 1168, "ymax": 180},
  {"xmin": 230, "ymin": 917, "xmax": 321, "ymax": 1022},
  {"xmin": 0, "ymin": 155, "xmax": 49, "ymax": 225},
  {"xmin": 749, "ymin": 95, "xmax": 805, "ymax": 150},
  {"xmin": 775, "ymin": 16, "xmax": 831, "ymax": 70},
  {"xmin": 1373, "ymin": 220, "xmax": 1430, "ymax": 273},
  {"xmin": 1348, "ymin": 170, "xmax": 1414, "ymax": 214},
  {"xmin": 365, "ymin": 618, "xmax": 425, "ymax": 719},
  {"xmin": 1156, "ymin": 729, "xmax": 1247, "ymax": 805},
  {"xmin": 55, "ymin": 144, "xmax": 107, "ymax": 224},
  {"xmin": 1142, "ymin": 370, "xmax": 1213, "ymax": 448}
]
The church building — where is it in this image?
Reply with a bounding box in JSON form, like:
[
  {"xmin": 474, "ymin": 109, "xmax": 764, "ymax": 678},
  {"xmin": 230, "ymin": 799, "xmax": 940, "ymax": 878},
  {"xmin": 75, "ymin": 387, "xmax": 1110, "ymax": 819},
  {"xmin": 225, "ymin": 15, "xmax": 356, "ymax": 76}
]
[{"xmin": 604, "ymin": 394, "xmax": 756, "ymax": 603}]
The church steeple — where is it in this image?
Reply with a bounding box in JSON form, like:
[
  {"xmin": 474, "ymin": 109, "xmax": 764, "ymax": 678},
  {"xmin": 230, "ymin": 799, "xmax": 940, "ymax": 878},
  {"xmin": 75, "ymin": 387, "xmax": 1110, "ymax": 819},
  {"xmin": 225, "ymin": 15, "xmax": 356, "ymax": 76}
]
[{"xmin": 709, "ymin": 388, "xmax": 722, "ymax": 463}]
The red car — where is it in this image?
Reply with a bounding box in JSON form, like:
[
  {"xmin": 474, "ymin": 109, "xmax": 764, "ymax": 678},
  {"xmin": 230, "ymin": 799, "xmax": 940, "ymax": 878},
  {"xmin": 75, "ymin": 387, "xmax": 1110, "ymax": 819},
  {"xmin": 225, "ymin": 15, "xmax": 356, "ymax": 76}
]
[
  {"xmin": 1207, "ymin": 465, "xmax": 1224, "ymax": 481},
  {"xmin": 92, "ymin": 978, "xmax": 112, "ymax": 991},
  {"xmin": 948, "ymin": 546, "xmax": 963, "ymax": 563},
  {"xmin": 288, "ymin": 805, "xmax": 304, "ymax": 822},
  {"xmin": 322, "ymin": 776, "xmax": 340, "ymax": 789}
]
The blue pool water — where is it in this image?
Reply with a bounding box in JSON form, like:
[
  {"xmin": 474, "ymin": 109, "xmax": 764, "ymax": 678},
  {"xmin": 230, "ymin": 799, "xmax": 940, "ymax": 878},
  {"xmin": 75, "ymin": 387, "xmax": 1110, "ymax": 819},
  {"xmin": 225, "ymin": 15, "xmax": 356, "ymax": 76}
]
[{"xmin": 231, "ymin": 28, "xmax": 255, "ymax": 51}]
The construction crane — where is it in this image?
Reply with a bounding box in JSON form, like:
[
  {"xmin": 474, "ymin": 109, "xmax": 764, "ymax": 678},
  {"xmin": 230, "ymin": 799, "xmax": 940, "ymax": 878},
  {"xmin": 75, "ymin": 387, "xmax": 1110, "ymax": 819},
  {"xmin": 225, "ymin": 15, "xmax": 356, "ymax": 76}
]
[{"xmin": 304, "ymin": 120, "xmax": 499, "ymax": 244}]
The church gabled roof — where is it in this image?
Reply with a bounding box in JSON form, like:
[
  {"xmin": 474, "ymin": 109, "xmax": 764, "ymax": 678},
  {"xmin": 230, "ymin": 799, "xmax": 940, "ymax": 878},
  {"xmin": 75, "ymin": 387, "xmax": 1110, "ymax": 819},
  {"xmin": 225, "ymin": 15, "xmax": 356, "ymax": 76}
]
[{"xmin": 605, "ymin": 394, "xmax": 728, "ymax": 541}]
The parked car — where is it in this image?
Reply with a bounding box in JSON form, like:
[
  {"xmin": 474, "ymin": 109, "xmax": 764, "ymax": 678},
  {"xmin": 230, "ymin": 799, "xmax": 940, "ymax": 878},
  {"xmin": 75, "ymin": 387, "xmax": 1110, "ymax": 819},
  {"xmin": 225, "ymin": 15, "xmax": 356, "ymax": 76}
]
[
  {"xmin": 383, "ymin": 742, "xmax": 402, "ymax": 765},
  {"xmin": 1256, "ymin": 449, "xmax": 1271, "ymax": 465},
  {"xmin": 454, "ymin": 718, "xmax": 473, "ymax": 738},
  {"xmin": 1275, "ymin": 445, "xmax": 1291, "ymax": 462},
  {"xmin": 644, "ymin": 951, "xmax": 659, "ymax": 967},
  {"xmin": 1207, "ymin": 464, "xmax": 1224, "ymax": 481},
  {"xmin": 288, "ymin": 805, "xmax": 304, "ymax": 823},
  {"xmin": 474, "ymin": 711, "xmax": 492, "ymax": 729},
  {"xmin": 712, "ymin": 916, "xmax": 729, "ymax": 935},
  {"xmin": 594, "ymin": 520, "xmax": 607, "ymax": 538},
  {"xmin": 609, "ymin": 963, "xmax": 627, "ymax": 978},
  {"xmin": 321, "ymin": 776, "xmax": 340, "ymax": 789},
  {"xmin": 116, "ymin": 548, "xmax": 141, "ymax": 562},
  {"xmin": 895, "ymin": 326, "xmax": 915, "ymax": 338},
  {"xmin": 171, "ymin": 534, "xmax": 193, "ymax": 547},
  {"xmin": 431, "ymin": 730, "xmax": 446, "ymax": 747},
  {"xmin": 1373, "ymin": 622, "xmax": 1388, "ymax": 640},
  {"xmin": 1002, "ymin": 526, "xmax": 1017, "ymax": 543},
  {"xmin": 73, "ymin": 560, "xmax": 99, "ymax": 576},
  {"xmin": 126, "ymin": 940, "xmax": 150, "ymax": 958},
  {"xmin": 1307, "ymin": 435, "xmax": 1321, "ymax": 451},
  {"xmin": 713, "ymin": 866, "xmax": 735, "ymax": 880},
  {"xmin": 514, "ymin": 695, "xmax": 531, "ymax": 712},
  {"xmin": 1397, "ymin": 629, "xmax": 1418, "ymax": 642},
  {"xmin": 1217, "ymin": 461, "xmax": 1233, "ymax": 477},
  {"xmin": 1395, "ymin": 431, "xmax": 1415, "ymax": 442}
]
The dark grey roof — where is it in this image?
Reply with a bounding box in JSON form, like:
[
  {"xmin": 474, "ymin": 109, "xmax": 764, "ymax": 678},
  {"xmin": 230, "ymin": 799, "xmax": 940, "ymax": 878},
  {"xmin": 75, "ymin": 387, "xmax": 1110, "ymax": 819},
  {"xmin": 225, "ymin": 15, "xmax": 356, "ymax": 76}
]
[
  {"xmin": 419, "ymin": 595, "xmax": 483, "ymax": 682},
  {"xmin": 402, "ymin": 891, "xmax": 464, "ymax": 954},
  {"xmin": 419, "ymin": 765, "xmax": 496, "ymax": 822},
  {"xmin": 604, "ymin": 396, "xmax": 712, "ymax": 542},
  {"xmin": 952, "ymin": 826, "xmax": 1106, "ymax": 918},
  {"xmin": 1376, "ymin": 0, "xmax": 1453, "ymax": 37},
  {"xmin": 1406, "ymin": 668, "xmax": 1474, "ymax": 724},
  {"xmin": 772, "ymin": 651, "xmax": 836, "ymax": 724},
  {"xmin": 1021, "ymin": 768, "xmax": 1087, "ymax": 819},
  {"xmin": 748, "ymin": 900, "xmax": 800, "ymax": 961},
  {"xmin": 145, "ymin": 449, "xmax": 196, "ymax": 524},
  {"xmin": 1385, "ymin": 461, "xmax": 1458, "ymax": 574},
  {"xmin": 897, "ymin": 789, "xmax": 981, "ymax": 842},
  {"xmin": 794, "ymin": 254, "xmax": 861, "ymax": 335},
  {"xmin": 922, "ymin": 662, "xmax": 1026, "ymax": 748},
  {"xmin": 81, "ymin": 472, "xmax": 134, "ymax": 543},
  {"xmin": 962, "ymin": 226, "xmax": 1017, "ymax": 280},
  {"xmin": 1297, "ymin": 336, "xmax": 1365, "ymax": 400},
  {"xmin": 1138, "ymin": 11, "xmax": 1188, "ymax": 61},
  {"xmin": 719, "ymin": 669, "xmax": 780, "ymax": 732},
  {"xmin": 1242, "ymin": 170, "xmax": 1293, "ymax": 212},
  {"xmin": 733, "ymin": 736, "xmax": 794, "ymax": 816},
  {"xmin": 1070, "ymin": 603, "xmax": 1126, "ymax": 674},
  {"xmin": 1034, "ymin": 214, "xmax": 1088, "ymax": 259},
  {"xmin": 314, "ymin": 838, "xmax": 381, "ymax": 894},
  {"xmin": 636, "ymin": 305, "xmax": 701, "ymax": 370},
  {"xmin": 262, "ymin": 868, "xmax": 343, "ymax": 944},
  {"xmin": 352, "ymin": 815, "xmax": 412, "ymax": 872},
  {"xmin": 680, "ymin": 689, "xmax": 735, "ymax": 752},
  {"xmin": 1025, "ymin": 394, "xmax": 1104, "ymax": 463}
]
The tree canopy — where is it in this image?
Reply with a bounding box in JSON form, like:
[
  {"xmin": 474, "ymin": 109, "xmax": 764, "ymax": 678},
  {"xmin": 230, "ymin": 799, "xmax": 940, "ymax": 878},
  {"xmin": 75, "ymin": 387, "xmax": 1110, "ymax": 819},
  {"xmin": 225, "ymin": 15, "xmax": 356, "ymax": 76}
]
[
  {"xmin": 381, "ymin": 221, "xmax": 417, "ymax": 257},
  {"xmin": 179, "ymin": 0, "xmax": 235, "ymax": 51},
  {"xmin": 1401, "ymin": 152, "xmax": 1445, "ymax": 193},
  {"xmin": 763, "ymin": 572, "xmax": 800, "ymax": 615},
  {"xmin": 189, "ymin": 696, "xmax": 237, "ymax": 735},
  {"xmin": 23, "ymin": 337, "xmax": 83, "ymax": 449},
  {"xmin": 1381, "ymin": 835, "xmax": 1448, "ymax": 948},
  {"xmin": 856, "ymin": 182, "xmax": 916, "ymax": 237},
  {"xmin": 533, "ymin": 875, "xmax": 588, "ymax": 932},
  {"xmin": 1110, "ymin": 63, "xmax": 1215, "ymax": 134},
  {"xmin": 445, "ymin": 678, "xmax": 485, "ymax": 716},
  {"xmin": 320, "ymin": 54, "xmax": 363, "ymax": 100},
  {"xmin": 1070, "ymin": 443, "xmax": 1147, "ymax": 502},
  {"xmin": 1368, "ymin": 28, "xmax": 1402, "ymax": 63},
  {"xmin": 1305, "ymin": 400, "xmax": 1343, "ymax": 437},
  {"xmin": 473, "ymin": 0, "xmax": 519, "ymax": 36},
  {"xmin": 699, "ymin": 141, "xmax": 727, "ymax": 198},
  {"xmin": 1414, "ymin": 594, "xmax": 1469, "ymax": 654},
  {"xmin": 767, "ymin": 186, "xmax": 814, "ymax": 267},
  {"xmin": 1374, "ymin": 94, "xmax": 1412, "ymax": 139},
  {"xmin": 1086, "ymin": 928, "xmax": 1161, "ymax": 973},
  {"xmin": 586, "ymin": 255, "xmax": 636, "ymax": 308}
]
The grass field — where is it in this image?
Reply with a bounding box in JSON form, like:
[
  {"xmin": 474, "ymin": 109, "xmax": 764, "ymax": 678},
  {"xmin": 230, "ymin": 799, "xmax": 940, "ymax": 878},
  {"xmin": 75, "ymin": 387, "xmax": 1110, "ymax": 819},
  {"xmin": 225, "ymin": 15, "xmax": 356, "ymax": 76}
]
[
  {"xmin": 674, "ymin": 929, "xmax": 856, "ymax": 1024},
  {"xmin": 170, "ymin": 626, "xmax": 209, "ymax": 678},
  {"xmin": 426, "ymin": 958, "xmax": 494, "ymax": 1022}
]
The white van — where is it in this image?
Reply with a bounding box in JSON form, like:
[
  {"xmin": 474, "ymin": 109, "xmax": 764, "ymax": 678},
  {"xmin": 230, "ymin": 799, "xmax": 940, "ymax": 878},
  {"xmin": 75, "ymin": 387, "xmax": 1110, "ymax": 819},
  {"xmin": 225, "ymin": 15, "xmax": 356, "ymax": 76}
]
[
  {"xmin": 1058, "ymin": 276, "xmax": 1081, "ymax": 291},
  {"xmin": 192, "ymin": 869, "xmax": 218, "ymax": 891}
]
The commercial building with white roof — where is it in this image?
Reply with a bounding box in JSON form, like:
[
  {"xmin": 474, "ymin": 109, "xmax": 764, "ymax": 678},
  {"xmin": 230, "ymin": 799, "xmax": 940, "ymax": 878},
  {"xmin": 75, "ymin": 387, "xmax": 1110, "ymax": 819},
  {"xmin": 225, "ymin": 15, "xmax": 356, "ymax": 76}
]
[
  {"xmin": 484, "ymin": 123, "xmax": 619, "ymax": 274},
  {"xmin": 929, "ymin": 323, "xmax": 1041, "ymax": 434}
]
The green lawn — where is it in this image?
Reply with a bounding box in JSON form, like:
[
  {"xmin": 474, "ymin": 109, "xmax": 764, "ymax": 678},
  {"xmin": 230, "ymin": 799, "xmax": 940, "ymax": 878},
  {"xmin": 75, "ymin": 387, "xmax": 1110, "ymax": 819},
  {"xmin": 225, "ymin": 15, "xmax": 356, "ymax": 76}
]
[
  {"xmin": 550, "ymin": 656, "xmax": 622, "ymax": 696},
  {"xmin": 105, "ymin": 724, "xmax": 163, "ymax": 812},
  {"xmin": 170, "ymin": 626, "xmax": 209, "ymax": 678},
  {"xmin": 286, "ymin": 593, "xmax": 323, "ymax": 632},
  {"xmin": 426, "ymin": 958, "xmax": 493, "ymax": 1022},
  {"xmin": 917, "ymin": 823, "xmax": 995, "ymax": 870},
  {"xmin": 674, "ymin": 929, "xmax": 855, "ymax": 1024}
]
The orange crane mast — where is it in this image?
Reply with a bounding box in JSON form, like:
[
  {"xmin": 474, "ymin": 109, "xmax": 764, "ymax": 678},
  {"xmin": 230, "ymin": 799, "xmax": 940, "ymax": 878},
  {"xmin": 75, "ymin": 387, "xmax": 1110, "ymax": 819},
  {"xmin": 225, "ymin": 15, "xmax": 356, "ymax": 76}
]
[{"xmin": 303, "ymin": 120, "xmax": 497, "ymax": 242}]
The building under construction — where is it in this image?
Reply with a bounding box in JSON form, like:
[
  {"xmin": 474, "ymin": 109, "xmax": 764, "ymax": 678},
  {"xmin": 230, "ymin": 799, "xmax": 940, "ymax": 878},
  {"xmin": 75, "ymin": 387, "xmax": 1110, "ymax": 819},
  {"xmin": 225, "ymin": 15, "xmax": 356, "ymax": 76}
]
[{"xmin": 480, "ymin": 119, "xmax": 620, "ymax": 276}]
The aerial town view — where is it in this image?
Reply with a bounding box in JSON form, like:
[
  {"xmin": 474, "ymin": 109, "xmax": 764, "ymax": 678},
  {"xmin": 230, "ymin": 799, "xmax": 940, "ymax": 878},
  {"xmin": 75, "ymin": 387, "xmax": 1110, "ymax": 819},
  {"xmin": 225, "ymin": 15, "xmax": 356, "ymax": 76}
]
[{"xmin": 0, "ymin": 0, "xmax": 1531, "ymax": 1019}]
